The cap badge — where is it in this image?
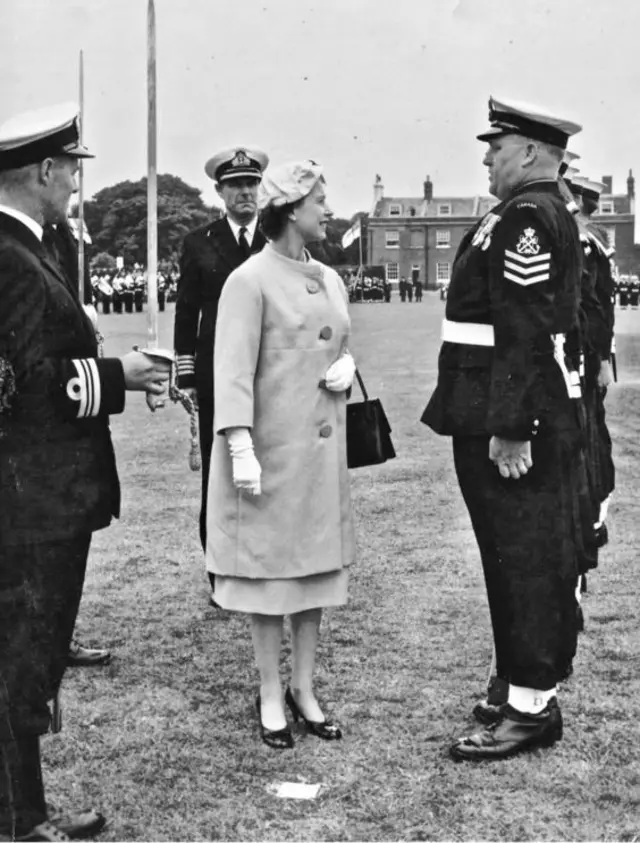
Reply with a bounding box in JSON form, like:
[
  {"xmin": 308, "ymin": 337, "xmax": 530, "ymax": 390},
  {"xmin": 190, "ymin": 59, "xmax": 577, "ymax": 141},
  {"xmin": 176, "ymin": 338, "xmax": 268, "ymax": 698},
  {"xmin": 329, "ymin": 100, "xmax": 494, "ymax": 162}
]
[
  {"xmin": 516, "ymin": 227, "xmax": 540, "ymax": 256},
  {"xmin": 232, "ymin": 150, "xmax": 250, "ymax": 167}
]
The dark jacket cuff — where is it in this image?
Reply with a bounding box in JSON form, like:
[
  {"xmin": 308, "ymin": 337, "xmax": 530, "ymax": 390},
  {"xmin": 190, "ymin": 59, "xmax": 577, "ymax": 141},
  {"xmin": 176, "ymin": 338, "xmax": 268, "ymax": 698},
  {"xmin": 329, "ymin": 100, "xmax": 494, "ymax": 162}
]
[{"xmin": 96, "ymin": 358, "xmax": 126, "ymax": 416}]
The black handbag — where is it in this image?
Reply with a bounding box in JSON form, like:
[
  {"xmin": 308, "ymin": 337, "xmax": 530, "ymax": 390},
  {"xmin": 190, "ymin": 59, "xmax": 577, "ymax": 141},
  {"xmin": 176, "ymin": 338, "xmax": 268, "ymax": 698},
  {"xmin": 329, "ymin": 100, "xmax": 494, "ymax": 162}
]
[{"xmin": 346, "ymin": 369, "xmax": 396, "ymax": 469}]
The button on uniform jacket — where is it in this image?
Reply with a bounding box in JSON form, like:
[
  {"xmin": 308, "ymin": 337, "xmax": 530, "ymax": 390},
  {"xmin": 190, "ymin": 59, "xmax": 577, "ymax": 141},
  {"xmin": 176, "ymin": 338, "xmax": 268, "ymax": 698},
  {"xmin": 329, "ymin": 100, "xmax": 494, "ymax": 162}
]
[
  {"xmin": 422, "ymin": 180, "xmax": 583, "ymax": 441},
  {"xmin": 0, "ymin": 213, "xmax": 125, "ymax": 546},
  {"xmin": 173, "ymin": 216, "xmax": 266, "ymax": 398}
]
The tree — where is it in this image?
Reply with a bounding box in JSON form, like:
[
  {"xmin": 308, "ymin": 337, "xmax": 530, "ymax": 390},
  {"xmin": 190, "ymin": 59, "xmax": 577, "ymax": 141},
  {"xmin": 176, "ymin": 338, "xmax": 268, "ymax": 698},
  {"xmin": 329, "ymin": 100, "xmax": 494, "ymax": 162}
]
[
  {"xmin": 90, "ymin": 252, "xmax": 117, "ymax": 275},
  {"xmin": 84, "ymin": 174, "xmax": 218, "ymax": 266}
]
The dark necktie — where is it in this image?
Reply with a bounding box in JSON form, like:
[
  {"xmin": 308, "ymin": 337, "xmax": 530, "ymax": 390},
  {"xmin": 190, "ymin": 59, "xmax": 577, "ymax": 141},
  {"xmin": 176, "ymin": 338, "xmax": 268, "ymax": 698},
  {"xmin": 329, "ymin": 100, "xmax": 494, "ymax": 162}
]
[{"xmin": 238, "ymin": 226, "xmax": 251, "ymax": 260}]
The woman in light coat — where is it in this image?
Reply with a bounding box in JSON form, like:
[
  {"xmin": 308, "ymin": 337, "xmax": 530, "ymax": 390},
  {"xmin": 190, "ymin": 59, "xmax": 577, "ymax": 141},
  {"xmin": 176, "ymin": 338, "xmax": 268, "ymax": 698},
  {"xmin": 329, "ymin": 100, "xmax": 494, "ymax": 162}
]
[{"xmin": 207, "ymin": 161, "xmax": 356, "ymax": 749}]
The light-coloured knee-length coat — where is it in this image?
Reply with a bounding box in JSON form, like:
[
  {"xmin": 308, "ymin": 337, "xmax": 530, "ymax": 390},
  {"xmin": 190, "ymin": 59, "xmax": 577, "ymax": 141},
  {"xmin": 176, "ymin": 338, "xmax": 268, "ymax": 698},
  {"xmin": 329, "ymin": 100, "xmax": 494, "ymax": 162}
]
[{"xmin": 206, "ymin": 243, "xmax": 356, "ymax": 580}]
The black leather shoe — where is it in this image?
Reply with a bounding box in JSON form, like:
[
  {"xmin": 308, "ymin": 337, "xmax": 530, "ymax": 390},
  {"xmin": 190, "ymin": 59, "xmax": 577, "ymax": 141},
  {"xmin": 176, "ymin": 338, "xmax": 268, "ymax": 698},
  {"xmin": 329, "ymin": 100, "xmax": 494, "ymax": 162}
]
[
  {"xmin": 473, "ymin": 675, "xmax": 508, "ymax": 725},
  {"xmin": 285, "ymin": 687, "xmax": 342, "ymax": 740},
  {"xmin": 255, "ymin": 695, "xmax": 294, "ymax": 750},
  {"xmin": 594, "ymin": 524, "xmax": 608, "ymax": 548},
  {"xmin": 451, "ymin": 699, "xmax": 562, "ymax": 761},
  {"xmin": 55, "ymin": 810, "xmax": 106, "ymax": 840},
  {"xmin": 67, "ymin": 640, "xmax": 111, "ymax": 668}
]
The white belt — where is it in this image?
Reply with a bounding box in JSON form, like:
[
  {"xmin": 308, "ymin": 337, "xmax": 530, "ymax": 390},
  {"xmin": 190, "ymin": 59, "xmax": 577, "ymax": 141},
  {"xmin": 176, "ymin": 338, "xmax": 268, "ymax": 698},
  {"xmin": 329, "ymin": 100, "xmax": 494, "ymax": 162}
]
[
  {"xmin": 552, "ymin": 333, "xmax": 582, "ymax": 399},
  {"xmin": 441, "ymin": 318, "xmax": 495, "ymax": 347}
]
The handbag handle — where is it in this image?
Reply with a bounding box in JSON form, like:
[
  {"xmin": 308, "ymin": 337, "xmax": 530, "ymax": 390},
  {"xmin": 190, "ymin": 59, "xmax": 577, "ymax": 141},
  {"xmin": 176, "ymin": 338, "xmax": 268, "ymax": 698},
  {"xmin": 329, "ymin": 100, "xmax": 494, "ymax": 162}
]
[{"xmin": 354, "ymin": 368, "xmax": 369, "ymax": 401}]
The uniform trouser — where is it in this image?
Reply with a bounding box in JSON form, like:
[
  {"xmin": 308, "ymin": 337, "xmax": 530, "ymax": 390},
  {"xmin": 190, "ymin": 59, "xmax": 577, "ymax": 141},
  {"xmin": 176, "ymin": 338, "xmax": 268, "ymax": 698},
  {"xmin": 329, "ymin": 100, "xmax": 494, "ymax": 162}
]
[
  {"xmin": 0, "ymin": 534, "xmax": 91, "ymax": 837},
  {"xmin": 583, "ymin": 378, "xmax": 615, "ymax": 513},
  {"xmin": 452, "ymin": 436, "xmax": 579, "ymax": 690},
  {"xmin": 197, "ymin": 397, "xmax": 215, "ymax": 591}
]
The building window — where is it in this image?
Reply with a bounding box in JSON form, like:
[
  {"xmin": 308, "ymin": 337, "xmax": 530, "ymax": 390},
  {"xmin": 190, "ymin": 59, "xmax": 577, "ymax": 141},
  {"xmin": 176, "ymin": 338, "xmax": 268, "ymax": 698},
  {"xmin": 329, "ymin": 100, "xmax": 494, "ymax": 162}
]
[
  {"xmin": 389, "ymin": 204, "xmax": 402, "ymax": 216},
  {"xmin": 437, "ymin": 203, "xmax": 452, "ymax": 216},
  {"xmin": 410, "ymin": 230, "xmax": 424, "ymax": 249},
  {"xmin": 386, "ymin": 263, "xmax": 399, "ymax": 282},
  {"xmin": 436, "ymin": 262, "xmax": 451, "ymax": 282},
  {"xmin": 385, "ymin": 230, "xmax": 400, "ymax": 248},
  {"xmin": 607, "ymin": 227, "xmax": 616, "ymax": 249},
  {"xmin": 436, "ymin": 230, "xmax": 451, "ymax": 248},
  {"xmin": 599, "ymin": 200, "xmax": 614, "ymax": 214}
]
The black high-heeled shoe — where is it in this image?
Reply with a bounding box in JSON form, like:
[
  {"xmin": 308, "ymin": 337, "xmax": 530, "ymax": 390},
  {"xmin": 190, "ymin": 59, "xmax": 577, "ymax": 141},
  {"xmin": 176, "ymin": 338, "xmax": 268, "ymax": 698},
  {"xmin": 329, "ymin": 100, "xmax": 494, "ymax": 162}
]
[
  {"xmin": 284, "ymin": 687, "xmax": 343, "ymax": 741},
  {"xmin": 255, "ymin": 695, "xmax": 294, "ymax": 750}
]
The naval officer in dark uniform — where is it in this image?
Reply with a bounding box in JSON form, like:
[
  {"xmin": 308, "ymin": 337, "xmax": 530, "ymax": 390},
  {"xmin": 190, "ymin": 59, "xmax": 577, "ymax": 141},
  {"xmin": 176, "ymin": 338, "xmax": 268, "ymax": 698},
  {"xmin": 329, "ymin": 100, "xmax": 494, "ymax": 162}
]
[
  {"xmin": 0, "ymin": 102, "xmax": 171, "ymax": 840},
  {"xmin": 41, "ymin": 217, "xmax": 114, "ymax": 668},
  {"xmin": 422, "ymin": 97, "xmax": 584, "ymax": 760},
  {"xmin": 173, "ymin": 146, "xmax": 268, "ymax": 596},
  {"xmin": 574, "ymin": 176, "xmax": 616, "ymax": 545}
]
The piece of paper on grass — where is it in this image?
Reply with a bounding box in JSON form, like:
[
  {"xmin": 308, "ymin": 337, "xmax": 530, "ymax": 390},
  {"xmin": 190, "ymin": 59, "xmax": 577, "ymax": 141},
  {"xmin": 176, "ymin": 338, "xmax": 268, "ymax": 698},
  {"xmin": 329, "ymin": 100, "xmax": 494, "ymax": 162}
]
[{"xmin": 269, "ymin": 782, "xmax": 321, "ymax": 800}]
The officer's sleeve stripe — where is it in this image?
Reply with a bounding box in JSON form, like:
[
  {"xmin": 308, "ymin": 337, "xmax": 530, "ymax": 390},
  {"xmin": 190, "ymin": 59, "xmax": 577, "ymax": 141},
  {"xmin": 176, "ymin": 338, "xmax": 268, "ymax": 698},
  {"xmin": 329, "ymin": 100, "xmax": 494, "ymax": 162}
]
[
  {"xmin": 504, "ymin": 270, "xmax": 551, "ymax": 287},
  {"xmin": 67, "ymin": 358, "xmax": 102, "ymax": 418},
  {"xmin": 79, "ymin": 358, "xmax": 93, "ymax": 417},
  {"xmin": 87, "ymin": 358, "xmax": 101, "ymax": 417}
]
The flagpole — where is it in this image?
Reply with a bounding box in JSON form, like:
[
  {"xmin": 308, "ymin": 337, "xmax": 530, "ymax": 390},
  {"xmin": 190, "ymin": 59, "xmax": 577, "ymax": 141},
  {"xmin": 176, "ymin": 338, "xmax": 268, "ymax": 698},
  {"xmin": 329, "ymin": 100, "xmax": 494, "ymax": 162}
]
[
  {"xmin": 147, "ymin": 0, "xmax": 158, "ymax": 348},
  {"xmin": 78, "ymin": 49, "xmax": 85, "ymax": 301}
]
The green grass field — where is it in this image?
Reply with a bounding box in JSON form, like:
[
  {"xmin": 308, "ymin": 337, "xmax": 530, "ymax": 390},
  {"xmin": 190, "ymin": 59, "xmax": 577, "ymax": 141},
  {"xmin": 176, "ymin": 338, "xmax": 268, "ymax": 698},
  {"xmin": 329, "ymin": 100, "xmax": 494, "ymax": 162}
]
[{"xmin": 45, "ymin": 295, "xmax": 640, "ymax": 842}]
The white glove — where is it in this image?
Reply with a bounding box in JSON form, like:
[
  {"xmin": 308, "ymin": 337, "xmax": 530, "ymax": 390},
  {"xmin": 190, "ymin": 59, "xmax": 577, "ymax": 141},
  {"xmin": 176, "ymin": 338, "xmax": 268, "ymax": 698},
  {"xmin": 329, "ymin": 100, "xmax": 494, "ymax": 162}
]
[
  {"xmin": 227, "ymin": 427, "xmax": 262, "ymax": 495},
  {"xmin": 324, "ymin": 352, "xmax": 356, "ymax": 392}
]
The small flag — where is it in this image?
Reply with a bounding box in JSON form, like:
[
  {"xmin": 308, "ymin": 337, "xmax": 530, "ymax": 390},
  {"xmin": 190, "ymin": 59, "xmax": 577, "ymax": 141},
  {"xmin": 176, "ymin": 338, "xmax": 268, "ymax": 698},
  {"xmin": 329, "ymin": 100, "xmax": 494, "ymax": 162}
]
[
  {"xmin": 341, "ymin": 220, "xmax": 361, "ymax": 249},
  {"xmin": 68, "ymin": 217, "xmax": 92, "ymax": 244}
]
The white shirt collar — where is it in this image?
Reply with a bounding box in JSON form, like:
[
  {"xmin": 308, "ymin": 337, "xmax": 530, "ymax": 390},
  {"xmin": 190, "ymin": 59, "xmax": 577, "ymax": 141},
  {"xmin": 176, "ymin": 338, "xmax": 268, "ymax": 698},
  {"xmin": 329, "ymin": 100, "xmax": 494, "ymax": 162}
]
[
  {"xmin": 0, "ymin": 204, "xmax": 43, "ymax": 241},
  {"xmin": 226, "ymin": 215, "xmax": 258, "ymax": 245}
]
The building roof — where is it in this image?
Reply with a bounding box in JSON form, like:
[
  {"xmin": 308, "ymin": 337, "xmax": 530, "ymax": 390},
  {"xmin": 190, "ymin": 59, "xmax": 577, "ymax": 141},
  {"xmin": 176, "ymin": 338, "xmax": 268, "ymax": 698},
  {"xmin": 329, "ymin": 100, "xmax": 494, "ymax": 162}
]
[
  {"xmin": 372, "ymin": 195, "xmax": 498, "ymax": 219},
  {"xmin": 595, "ymin": 194, "xmax": 632, "ymax": 215}
]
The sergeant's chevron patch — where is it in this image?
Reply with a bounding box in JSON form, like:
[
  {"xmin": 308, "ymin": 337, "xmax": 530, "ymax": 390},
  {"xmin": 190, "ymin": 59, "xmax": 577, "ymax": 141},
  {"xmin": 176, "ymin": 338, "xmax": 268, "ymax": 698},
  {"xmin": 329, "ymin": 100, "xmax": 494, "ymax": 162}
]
[{"xmin": 504, "ymin": 249, "xmax": 551, "ymax": 286}]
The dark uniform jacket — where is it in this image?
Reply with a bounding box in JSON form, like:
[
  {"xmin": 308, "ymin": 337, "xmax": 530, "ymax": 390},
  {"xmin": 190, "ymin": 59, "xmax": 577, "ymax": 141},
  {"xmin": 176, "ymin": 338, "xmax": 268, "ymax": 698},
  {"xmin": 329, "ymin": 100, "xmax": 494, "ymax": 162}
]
[
  {"xmin": 585, "ymin": 223, "xmax": 615, "ymax": 362},
  {"xmin": 173, "ymin": 217, "xmax": 266, "ymax": 399},
  {"xmin": 0, "ymin": 213, "xmax": 125, "ymax": 546},
  {"xmin": 42, "ymin": 221, "xmax": 93, "ymax": 305},
  {"xmin": 423, "ymin": 179, "xmax": 583, "ymax": 440}
]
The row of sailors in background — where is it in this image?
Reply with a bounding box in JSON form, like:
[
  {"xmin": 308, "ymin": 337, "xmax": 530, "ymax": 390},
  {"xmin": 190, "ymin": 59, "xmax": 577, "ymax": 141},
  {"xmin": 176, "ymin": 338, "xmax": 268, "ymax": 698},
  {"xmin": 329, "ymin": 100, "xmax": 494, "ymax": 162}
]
[
  {"xmin": 342, "ymin": 273, "xmax": 423, "ymax": 303},
  {"xmin": 90, "ymin": 268, "xmax": 179, "ymax": 314},
  {"xmin": 615, "ymin": 275, "xmax": 640, "ymax": 308}
]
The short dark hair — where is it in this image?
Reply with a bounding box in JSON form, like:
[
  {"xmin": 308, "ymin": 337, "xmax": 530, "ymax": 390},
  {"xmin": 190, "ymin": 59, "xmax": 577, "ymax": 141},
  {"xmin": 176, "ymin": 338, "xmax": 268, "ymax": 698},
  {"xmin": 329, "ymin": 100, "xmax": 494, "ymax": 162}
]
[{"xmin": 259, "ymin": 199, "xmax": 302, "ymax": 240}]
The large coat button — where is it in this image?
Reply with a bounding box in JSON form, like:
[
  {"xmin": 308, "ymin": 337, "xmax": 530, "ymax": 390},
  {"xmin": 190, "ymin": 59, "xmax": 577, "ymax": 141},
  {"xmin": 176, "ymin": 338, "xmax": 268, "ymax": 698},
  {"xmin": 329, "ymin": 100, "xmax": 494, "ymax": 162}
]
[
  {"xmin": 319, "ymin": 326, "xmax": 333, "ymax": 340},
  {"xmin": 307, "ymin": 281, "xmax": 319, "ymax": 294},
  {"xmin": 319, "ymin": 424, "xmax": 332, "ymax": 438}
]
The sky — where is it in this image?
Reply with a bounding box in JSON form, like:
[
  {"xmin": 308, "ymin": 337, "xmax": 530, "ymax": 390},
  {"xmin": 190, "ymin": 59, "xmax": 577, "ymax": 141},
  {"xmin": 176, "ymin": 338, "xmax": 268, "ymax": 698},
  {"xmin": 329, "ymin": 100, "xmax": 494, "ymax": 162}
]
[{"xmin": 1, "ymin": 0, "xmax": 639, "ymax": 218}]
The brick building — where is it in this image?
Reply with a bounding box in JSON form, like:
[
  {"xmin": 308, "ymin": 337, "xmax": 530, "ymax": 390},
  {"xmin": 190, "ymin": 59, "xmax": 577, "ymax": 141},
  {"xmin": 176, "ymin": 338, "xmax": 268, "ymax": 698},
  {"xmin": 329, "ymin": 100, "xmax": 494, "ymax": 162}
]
[
  {"xmin": 366, "ymin": 171, "xmax": 639, "ymax": 289},
  {"xmin": 591, "ymin": 171, "xmax": 639, "ymax": 276}
]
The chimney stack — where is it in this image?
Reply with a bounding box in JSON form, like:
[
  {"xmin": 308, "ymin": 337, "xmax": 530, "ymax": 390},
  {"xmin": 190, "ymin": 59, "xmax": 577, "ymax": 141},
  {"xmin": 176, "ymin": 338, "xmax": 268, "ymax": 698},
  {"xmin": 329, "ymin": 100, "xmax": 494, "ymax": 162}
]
[
  {"xmin": 602, "ymin": 175, "xmax": 613, "ymax": 195},
  {"xmin": 628, "ymin": 169, "xmax": 635, "ymax": 199},
  {"xmin": 423, "ymin": 175, "xmax": 433, "ymax": 202},
  {"xmin": 373, "ymin": 173, "xmax": 384, "ymax": 205}
]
